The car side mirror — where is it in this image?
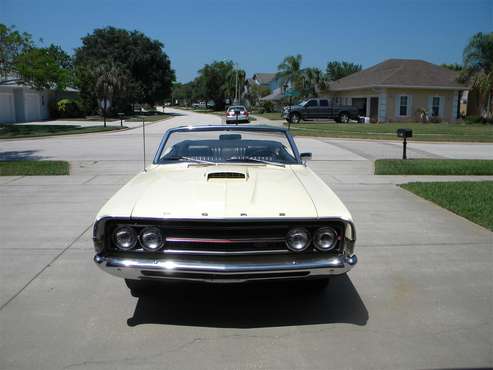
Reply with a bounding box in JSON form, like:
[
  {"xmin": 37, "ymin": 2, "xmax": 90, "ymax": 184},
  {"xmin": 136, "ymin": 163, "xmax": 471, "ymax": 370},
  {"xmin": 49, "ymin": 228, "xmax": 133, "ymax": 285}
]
[{"xmin": 300, "ymin": 152, "xmax": 312, "ymax": 161}]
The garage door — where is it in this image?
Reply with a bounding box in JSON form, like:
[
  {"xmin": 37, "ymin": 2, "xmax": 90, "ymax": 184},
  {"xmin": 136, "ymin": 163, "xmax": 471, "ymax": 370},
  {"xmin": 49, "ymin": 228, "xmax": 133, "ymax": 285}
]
[
  {"xmin": 25, "ymin": 93, "xmax": 41, "ymax": 122},
  {"xmin": 0, "ymin": 93, "xmax": 15, "ymax": 123}
]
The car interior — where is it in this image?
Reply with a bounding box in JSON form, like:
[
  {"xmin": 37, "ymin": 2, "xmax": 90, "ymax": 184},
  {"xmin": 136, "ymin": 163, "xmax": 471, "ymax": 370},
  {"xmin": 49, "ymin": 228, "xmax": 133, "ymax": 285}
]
[{"xmin": 159, "ymin": 135, "xmax": 297, "ymax": 164}]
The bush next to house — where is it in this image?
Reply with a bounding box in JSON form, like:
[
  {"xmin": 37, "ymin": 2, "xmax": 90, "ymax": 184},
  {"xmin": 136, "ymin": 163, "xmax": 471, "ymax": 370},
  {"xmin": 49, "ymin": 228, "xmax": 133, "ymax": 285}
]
[
  {"xmin": 261, "ymin": 101, "xmax": 275, "ymax": 113},
  {"xmin": 464, "ymin": 115, "xmax": 493, "ymax": 124},
  {"xmin": 56, "ymin": 99, "xmax": 84, "ymax": 118}
]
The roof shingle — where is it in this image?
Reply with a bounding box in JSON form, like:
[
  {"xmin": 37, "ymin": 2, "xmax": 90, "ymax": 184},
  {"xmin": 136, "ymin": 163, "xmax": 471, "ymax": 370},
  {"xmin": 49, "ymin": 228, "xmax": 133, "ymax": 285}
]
[{"xmin": 330, "ymin": 59, "xmax": 465, "ymax": 91}]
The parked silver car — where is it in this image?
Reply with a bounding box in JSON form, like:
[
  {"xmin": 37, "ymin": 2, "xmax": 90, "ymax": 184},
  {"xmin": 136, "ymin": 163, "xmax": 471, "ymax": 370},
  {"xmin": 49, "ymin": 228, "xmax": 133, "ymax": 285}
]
[{"xmin": 225, "ymin": 105, "xmax": 250, "ymax": 124}]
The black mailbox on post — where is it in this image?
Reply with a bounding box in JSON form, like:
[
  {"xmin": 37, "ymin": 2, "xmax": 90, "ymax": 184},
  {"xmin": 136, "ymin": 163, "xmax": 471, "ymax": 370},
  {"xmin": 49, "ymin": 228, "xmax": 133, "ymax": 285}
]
[
  {"xmin": 397, "ymin": 128, "xmax": 413, "ymax": 138},
  {"xmin": 397, "ymin": 128, "xmax": 412, "ymax": 159},
  {"xmin": 117, "ymin": 112, "xmax": 125, "ymax": 127}
]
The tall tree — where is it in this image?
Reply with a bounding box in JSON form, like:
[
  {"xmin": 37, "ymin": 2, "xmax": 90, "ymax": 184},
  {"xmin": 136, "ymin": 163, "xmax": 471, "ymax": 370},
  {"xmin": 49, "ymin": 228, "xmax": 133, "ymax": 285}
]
[
  {"xmin": 441, "ymin": 63, "xmax": 463, "ymax": 72},
  {"xmin": 193, "ymin": 60, "xmax": 235, "ymax": 109},
  {"xmin": 245, "ymin": 83, "xmax": 270, "ymax": 107},
  {"xmin": 75, "ymin": 27, "xmax": 175, "ymax": 114},
  {"xmin": 93, "ymin": 63, "xmax": 127, "ymax": 126},
  {"xmin": 224, "ymin": 67, "xmax": 246, "ymax": 103},
  {"xmin": 0, "ymin": 24, "xmax": 33, "ymax": 82},
  {"xmin": 276, "ymin": 54, "xmax": 304, "ymax": 92},
  {"xmin": 15, "ymin": 44, "xmax": 73, "ymax": 90},
  {"xmin": 172, "ymin": 82, "xmax": 194, "ymax": 106},
  {"xmin": 326, "ymin": 61, "xmax": 362, "ymax": 81},
  {"xmin": 302, "ymin": 67, "xmax": 327, "ymax": 97},
  {"xmin": 461, "ymin": 32, "xmax": 493, "ymax": 119}
]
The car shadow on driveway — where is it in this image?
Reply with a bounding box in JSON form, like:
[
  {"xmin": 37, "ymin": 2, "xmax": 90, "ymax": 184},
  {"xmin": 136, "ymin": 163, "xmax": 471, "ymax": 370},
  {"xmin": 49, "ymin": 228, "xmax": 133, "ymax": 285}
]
[
  {"xmin": 0, "ymin": 150, "xmax": 43, "ymax": 161},
  {"xmin": 127, "ymin": 274, "xmax": 368, "ymax": 328}
]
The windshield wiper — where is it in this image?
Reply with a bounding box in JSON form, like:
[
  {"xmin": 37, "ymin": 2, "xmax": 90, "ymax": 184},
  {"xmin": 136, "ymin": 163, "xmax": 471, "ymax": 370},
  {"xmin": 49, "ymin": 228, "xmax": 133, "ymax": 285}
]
[
  {"xmin": 226, "ymin": 157, "xmax": 285, "ymax": 167},
  {"xmin": 164, "ymin": 156, "xmax": 216, "ymax": 165}
]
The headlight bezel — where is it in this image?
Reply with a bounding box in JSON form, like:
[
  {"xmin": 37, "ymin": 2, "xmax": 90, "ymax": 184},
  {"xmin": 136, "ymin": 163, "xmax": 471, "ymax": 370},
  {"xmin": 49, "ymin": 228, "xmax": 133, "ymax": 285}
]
[
  {"xmin": 112, "ymin": 225, "xmax": 138, "ymax": 251},
  {"xmin": 313, "ymin": 226, "xmax": 338, "ymax": 252},
  {"xmin": 285, "ymin": 227, "xmax": 311, "ymax": 252},
  {"xmin": 140, "ymin": 226, "xmax": 164, "ymax": 252}
]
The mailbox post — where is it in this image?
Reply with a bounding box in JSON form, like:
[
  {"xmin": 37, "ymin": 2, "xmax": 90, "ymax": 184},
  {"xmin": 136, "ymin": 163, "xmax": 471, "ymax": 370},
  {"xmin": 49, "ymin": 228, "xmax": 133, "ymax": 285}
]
[
  {"xmin": 117, "ymin": 112, "xmax": 125, "ymax": 127},
  {"xmin": 397, "ymin": 128, "xmax": 413, "ymax": 160}
]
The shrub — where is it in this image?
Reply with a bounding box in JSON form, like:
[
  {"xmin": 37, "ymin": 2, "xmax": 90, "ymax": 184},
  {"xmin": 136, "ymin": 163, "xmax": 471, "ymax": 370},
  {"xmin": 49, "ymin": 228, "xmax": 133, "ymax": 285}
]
[
  {"xmin": 56, "ymin": 99, "xmax": 84, "ymax": 118},
  {"xmin": 261, "ymin": 101, "xmax": 274, "ymax": 113},
  {"xmin": 415, "ymin": 108, "xmax": 428, "ymax": 123},
  {"xmin": 430, "ymin": 115, "xmax": 442, "ymax": 123},
  {"xmin": 464, "ymin": 115, "xmax": 493, "ymax": 124},
  {"xmin": 48, "ymin": 100, "xmax": 60, "ymax": 119}
]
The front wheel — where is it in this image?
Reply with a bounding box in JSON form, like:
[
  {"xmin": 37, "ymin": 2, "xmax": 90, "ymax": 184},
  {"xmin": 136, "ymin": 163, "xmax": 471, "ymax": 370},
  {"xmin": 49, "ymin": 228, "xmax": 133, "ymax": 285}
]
[
  {"xmin": 290, "ymin": 112, "xmax": 301, "ymax": 124},
  {"xmin": 338, "ymin": 112, "xmax": 350, "ymax": 123}
]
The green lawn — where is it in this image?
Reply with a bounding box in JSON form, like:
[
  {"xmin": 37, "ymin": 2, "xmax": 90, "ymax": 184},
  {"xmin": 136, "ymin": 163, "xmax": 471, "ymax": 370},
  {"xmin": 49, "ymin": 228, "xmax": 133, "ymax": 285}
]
[
  {"xmin": 62, "ymin": 112, "xmax": 172, "ymax": 123},
  {"xmin": 286, "ymin": 122, "xmax": 493, "ymax": 142},
  {"xmin": 125, "ymin": 114, "xmax": 173, "ymax": 122},
  {"xmin": 401, "ymin": 181, "xmax": 493, "ymax": 231},
  {"xmin": 253, "ymin": 112, "xmax": 284, "ymax": 120},
  {"xmin": 0, "ymin": 160, "xmax": 70, "ymax": 176},
  {"xmin": 375, "ymin": 159, "xmax": 493, "ymax": 175},
  {"xmin": 0, "ymin": 124, "xmax": 124, "ymax": 139}
]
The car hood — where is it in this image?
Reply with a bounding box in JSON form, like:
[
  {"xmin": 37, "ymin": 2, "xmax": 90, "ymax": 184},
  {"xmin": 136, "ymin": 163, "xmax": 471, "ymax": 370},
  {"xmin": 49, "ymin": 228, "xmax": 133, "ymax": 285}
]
[{"xmin": 96, "ymin": 163, "xmax": 352, "ymax": 221}]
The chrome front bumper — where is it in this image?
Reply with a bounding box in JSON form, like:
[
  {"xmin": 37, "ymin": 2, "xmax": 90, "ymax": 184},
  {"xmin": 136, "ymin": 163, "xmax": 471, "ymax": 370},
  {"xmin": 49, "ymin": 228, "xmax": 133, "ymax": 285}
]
[{"xmin": 94, "ymin": 253, "xmax": 358, "ymax": 283}]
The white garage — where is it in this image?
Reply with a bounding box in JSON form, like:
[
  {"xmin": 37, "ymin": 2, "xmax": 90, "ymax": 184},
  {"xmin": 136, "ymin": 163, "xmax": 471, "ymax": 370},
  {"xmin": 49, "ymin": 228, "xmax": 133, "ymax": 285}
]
[
  {"xmin": 25, "ymin": 93, "xmax": 42, "ymax": 122},
  {"xmin": 0, "ymin": 84, "xmax": 50, "ymax": 123},
  {"xmin": 0, "ymin": 92, "xmax": 15, "ymax": 123}
]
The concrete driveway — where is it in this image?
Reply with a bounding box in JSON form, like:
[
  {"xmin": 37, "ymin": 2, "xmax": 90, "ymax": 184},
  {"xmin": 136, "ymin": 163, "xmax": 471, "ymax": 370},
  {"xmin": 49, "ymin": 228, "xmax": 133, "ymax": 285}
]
[{"xmin": 0, "ymin": 108, "xmax": 492, "ymax": 370}]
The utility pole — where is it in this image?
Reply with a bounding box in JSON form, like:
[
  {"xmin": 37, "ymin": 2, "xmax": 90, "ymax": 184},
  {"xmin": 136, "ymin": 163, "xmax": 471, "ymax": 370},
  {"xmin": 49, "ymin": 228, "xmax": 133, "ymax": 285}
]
[{"xmin": 235, "ymin": 64, "xmax": 239, "ymax": 104}]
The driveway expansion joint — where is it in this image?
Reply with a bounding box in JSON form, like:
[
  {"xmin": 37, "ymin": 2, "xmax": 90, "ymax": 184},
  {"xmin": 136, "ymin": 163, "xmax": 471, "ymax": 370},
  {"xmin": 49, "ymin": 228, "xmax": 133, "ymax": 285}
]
[{"xmin": 0, "ymin": 224, "xmax": 92, "ymax": 312}]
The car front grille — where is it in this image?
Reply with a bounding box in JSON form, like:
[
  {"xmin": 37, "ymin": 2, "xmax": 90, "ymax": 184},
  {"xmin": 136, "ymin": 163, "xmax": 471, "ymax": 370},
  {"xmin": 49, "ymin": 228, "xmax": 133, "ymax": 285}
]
[{"xmin": 104, "ymin": 219, "xmax": 345, "ymax": 256}]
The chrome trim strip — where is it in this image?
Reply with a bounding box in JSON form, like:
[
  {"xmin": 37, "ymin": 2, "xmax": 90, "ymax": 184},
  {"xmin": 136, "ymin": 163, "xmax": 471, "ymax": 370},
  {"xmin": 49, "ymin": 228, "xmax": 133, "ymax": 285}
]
[
  {"xmin": 165, "ymin": 236, "xmax": 285, "ymax": 244},
  {"xmin": 162, "ymin": 249, "xmax": 289, "ymax": 256},
  {"xmin": 94, "ymin": 253, "xmax": 357, "ymax": 282}
]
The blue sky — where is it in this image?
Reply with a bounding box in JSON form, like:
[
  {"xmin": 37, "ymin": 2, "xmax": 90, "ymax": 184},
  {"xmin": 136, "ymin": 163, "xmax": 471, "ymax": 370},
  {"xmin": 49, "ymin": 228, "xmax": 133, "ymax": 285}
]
[{"xmin": 1, "ymin": 0, "xmax": 491, "ymax": 82}]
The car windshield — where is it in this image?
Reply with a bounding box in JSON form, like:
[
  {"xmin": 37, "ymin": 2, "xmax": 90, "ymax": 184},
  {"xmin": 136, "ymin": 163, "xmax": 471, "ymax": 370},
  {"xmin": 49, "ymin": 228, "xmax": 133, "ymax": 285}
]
[
  {"xmin": 297, "ymin": 100, "xmax": 308, "ymax": 106},
  {"xmin": 156, "ymin": 128, "xmax": 298, "ymax": 165},
  {"xmin": 227, "ymin": 106, "xmax": 246, "ymax": 111}
]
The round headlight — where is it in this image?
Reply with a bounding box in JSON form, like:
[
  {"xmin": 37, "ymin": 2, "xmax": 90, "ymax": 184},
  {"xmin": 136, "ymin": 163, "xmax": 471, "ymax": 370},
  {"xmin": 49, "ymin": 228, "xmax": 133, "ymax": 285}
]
[
  {"xmin": 113, "ymin": 226, "xmax": 137, "ymax": 250},
  {"xmin": 140, "ymin": 227, "xmax": 163, "ymax": 251},
  {"xmin": 313, "ymin": 227, "xmax": 337, "ymax": 251},
  {"xmin": 285, "ymin": 228, "xmax": 310, "ymax": 252}
]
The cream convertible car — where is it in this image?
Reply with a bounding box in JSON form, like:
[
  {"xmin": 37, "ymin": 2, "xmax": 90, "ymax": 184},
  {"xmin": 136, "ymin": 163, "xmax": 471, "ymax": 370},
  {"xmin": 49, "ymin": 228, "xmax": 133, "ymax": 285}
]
[{"xmin": 93, "ymin": 125, "xmax": 357, "ymax": 296}]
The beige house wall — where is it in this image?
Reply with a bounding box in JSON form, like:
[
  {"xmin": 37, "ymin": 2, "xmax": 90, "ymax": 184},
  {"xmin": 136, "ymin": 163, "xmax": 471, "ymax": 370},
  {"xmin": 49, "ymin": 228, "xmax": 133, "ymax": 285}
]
[
  {"xmin": 386, "ymin": 88, "xmax": 457, "ymax": 122},
  {"xmin": 328, "ymin": 87, "xmax": 461, "ymax": 122}
]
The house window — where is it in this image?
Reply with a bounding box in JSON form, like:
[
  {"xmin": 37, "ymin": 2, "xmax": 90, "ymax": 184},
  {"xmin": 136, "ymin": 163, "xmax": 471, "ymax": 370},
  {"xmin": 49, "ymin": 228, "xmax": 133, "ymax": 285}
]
[
  {"xmin": 432, "ymin": 96, "xmax": 440, "ymax": 116},
  {"xmin": 399, "ymin": 96, "xmax": 409, "ymax": 116}
]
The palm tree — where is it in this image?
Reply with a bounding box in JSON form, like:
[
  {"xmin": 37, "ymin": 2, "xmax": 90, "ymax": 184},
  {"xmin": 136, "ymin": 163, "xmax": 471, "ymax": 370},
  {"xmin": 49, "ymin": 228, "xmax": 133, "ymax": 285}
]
[
  {"xmin": 224, "ymin": 66, "xmax": 246, "ymax": 104},
  {"xmin": 93, "ymin": 63, "xmax": 125, "ymax": 126},
  {"xmin": 326, "ymin": 61, "xmax": 362, "ymax": 81},
  {"xmin": 302, "ymin": 67, "xmax": 327, "ymax": 97},
  {"xmin": 462, "ymin": 32, "xmax": 493, "ymax": 119},
  {"xmin": 276, "ymin": 54, "xmax": 304, "ymax": 92}
]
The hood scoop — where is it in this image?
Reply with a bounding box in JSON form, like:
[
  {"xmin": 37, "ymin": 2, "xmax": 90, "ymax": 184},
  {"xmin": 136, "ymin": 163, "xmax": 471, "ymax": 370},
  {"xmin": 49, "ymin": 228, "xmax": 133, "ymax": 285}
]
[{"xmin": 206, "ymin": 169, "xmax": 248, "ymax": 181}]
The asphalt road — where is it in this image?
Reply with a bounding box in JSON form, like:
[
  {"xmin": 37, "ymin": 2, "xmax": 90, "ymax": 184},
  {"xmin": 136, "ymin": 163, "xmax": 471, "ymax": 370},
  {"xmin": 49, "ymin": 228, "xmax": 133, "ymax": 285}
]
[{"xmin": 0, "ymin": 108, "xmax": 492, "ymax": 370}]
